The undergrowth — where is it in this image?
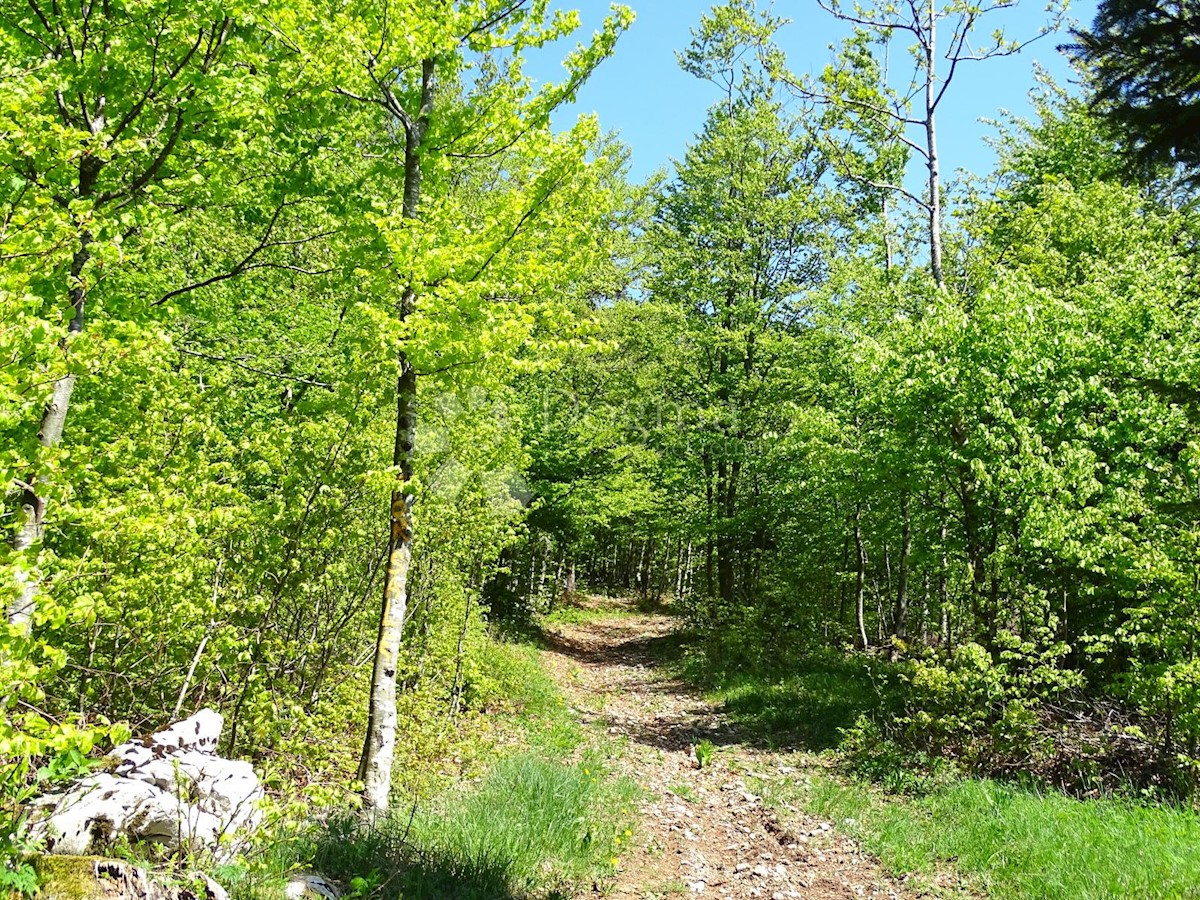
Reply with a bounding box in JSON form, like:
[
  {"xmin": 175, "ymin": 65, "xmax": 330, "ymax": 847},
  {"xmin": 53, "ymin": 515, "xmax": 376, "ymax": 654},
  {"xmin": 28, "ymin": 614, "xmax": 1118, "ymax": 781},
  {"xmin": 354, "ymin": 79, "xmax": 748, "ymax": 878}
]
[
  {"xmin": 684, "ymin": 635, "xmax": 1200, "ymax": 899},
  {"xmin": 229, "ymin": 632, "xmax": 633, "ymax": 900}
]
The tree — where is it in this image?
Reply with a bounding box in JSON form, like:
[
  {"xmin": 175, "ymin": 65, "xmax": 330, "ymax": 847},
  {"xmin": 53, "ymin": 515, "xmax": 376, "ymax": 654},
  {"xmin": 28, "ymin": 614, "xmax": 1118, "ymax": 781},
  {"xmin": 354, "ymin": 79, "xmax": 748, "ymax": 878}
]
[
  {"xmin": 652, "ymin": 1, "xmax": 829, "ymax": 612},
  {"xmin": 1066, "ymin": 0, "xmax": 1200, "ymax": 179},
  {"xmin": 0, "ymin": 0, "xmax": 336, "ymax": 795},
  {"xmin": 319, "ymin": 0, "xmax": 633, "ymax": 811},
  {"xmin": 0, "ymin": 0, "xmax": 322, "ymax": 630},
  {"xmin": 794, "ymin": 0, "xmax": 1066, "ymax": 288}
]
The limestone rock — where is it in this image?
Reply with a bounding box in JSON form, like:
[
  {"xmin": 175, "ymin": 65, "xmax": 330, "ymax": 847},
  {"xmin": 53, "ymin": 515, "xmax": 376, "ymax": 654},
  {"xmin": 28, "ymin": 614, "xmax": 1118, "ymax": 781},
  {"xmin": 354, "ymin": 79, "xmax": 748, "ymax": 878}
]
[
  {"xmin": 29, "ymin": 709, "xmax": 262, "ymax": 860},
  {"xmin": 33, "ymin": 856, "xmax": 229, "ymax": 900},
  {"xmin": 284, "ymin": 874, "xmax": 342, "ymax": 900}
]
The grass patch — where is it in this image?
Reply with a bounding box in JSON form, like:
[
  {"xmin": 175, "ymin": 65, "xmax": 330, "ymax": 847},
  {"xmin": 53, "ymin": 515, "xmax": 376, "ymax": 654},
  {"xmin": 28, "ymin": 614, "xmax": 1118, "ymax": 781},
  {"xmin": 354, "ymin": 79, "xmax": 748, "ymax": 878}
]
[
  {"xmin": 682, "ymin": 641, "xmax": 1200, "ymax": 898},
  {"xmin": 540, "ymin": 594, "xmax": 673, "ymax": 627},
  {"xmin": 679, "ymin": 647, "xmax": 899, "ymax": 750},
  {"xmin": 757, "ymin": 767, "xmax": 1200, "ymax": 900},
  {"xmin": 311, "ymin": 753, "xmax": 638, "ymax": 900},
  {"xmin": 667, "ymin": 782, "xmax": 697, "ymax": 803},
  {"xmin": 232, "ymin": 631, "xmax": 636, "ymax": 900},
  {"xmin": 473, "ymin": 639, "xmax": 581, "ymax": 756}
]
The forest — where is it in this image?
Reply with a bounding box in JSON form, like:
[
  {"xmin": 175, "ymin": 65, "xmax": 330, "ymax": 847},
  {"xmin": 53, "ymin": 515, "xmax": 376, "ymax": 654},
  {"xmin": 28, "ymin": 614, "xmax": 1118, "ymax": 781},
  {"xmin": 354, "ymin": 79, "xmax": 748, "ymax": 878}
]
[{"xmin": 3, "ymin": 0, "xmax": 1200, "ymax": 898}]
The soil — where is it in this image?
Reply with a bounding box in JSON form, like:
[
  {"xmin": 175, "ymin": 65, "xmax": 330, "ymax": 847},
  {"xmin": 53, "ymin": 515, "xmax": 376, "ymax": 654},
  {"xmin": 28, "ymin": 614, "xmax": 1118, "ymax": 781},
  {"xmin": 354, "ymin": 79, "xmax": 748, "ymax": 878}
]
[{"xmin": 539, "ymin": 599, "xmax": 921, "ymax": 900}]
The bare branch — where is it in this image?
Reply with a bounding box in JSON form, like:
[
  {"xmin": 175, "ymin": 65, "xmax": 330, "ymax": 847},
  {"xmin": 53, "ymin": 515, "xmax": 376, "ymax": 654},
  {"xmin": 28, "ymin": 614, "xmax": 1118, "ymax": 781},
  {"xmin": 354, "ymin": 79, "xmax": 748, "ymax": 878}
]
[
  {"xmin": 176, "ymin": 347, "xmax": 335, "ymax": 389},
  {"xmin": 816, "ymin": 0, "xmax": 919, "ymax": 36},
  {"xmin": 824, "ymin": 138, "xmax": 931, "ymax": 211},
  {"xmin": 152, "ymin": 200, "xmax": 332, "ymax": 306}
]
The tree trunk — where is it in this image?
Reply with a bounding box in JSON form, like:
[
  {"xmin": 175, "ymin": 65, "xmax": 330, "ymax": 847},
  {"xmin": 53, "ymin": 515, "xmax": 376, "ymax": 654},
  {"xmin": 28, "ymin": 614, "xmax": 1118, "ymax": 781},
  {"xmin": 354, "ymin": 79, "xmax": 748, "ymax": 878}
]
[
  {"xmin": 924, "ymin": 4, "xmax": 944, "ymax": 289},
  {"xmin": 359, "ymin": 58, "xmax": 434, "ymax": 815},
  {"xmin": 892, "ymin": 494, "xmax": 912, "ymax": 642},
  {"xmin": 703, "ymin": 452, "xmax": 715, "ymax": 597},
  {"xmin": 716, "ymin": 460, "xmax": 737, "ymax": 605},
  {"xmin": 854, "ymin": 506, "xmax": 868, "ymax": 650},
  {"xmin": 837, "ymin": 534, "xmax": 850, "ymax": 625},
  {"xmin": 10, "ymin": 221, "xmax": 95, "ymax": 628}
]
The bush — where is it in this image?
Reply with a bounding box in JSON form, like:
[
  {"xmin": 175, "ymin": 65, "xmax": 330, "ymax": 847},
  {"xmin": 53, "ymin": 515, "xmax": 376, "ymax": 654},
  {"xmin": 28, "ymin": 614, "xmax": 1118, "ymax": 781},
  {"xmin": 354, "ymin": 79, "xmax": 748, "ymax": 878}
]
[{"xmin": 889, "ymin": 634, "xmax": 1084, "ymax": 775}]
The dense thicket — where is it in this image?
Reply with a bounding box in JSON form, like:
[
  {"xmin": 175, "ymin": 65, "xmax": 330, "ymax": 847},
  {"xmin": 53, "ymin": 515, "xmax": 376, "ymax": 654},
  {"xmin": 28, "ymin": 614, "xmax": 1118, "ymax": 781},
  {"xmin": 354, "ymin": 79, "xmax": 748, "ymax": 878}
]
[{"xmin": 0, "ymin": 0, "xmax": 632, "ymax": 829}]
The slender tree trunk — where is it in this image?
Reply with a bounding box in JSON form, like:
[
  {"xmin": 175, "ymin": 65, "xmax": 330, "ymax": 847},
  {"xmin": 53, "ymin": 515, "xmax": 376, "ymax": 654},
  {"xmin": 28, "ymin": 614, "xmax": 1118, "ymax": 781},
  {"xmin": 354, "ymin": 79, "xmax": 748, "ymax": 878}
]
[
  {"xmin": 924, "ymin": 2, "xmax": 944, "ymax": 289},
  {"xmin": 893, "ymin": 495, "xmax": 912, "ymax": 642},
  {"xmin": 716, "ymin": 460, "xmax": 737, "ymax": 604},
  {"xmin": 703, "ymin": 452, "xmax": 715, "ymax": 597},
  {"xmin": 854, "ymin": 505, "xmax": 868, "ymax": 650},
  {"xmin": 9, "ymin": 224, "xmax": 94, "ymax": 630},
  {"xmin": 359, "ymin": 58, "xmax": 434, "ymax": 814},
  {"xmin": 837, "ymin": 534, "xmax": 850, "ymax": 625}
]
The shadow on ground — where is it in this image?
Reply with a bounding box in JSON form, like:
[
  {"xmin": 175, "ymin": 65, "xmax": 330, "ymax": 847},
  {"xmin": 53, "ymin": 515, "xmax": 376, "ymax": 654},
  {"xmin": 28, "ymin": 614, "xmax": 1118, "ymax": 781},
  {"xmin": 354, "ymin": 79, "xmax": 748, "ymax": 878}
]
[{"xmin": 538, "ymin": 603, "xmax": 898, "ymax": 756}]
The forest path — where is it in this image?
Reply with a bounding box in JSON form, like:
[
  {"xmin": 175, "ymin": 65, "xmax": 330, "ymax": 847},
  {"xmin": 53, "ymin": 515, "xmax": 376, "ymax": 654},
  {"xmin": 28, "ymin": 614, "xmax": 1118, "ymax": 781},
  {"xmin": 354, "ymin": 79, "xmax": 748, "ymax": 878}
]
[{"xmin": 538, "ymin": 598, "xmax": 914, "ymax": 900}]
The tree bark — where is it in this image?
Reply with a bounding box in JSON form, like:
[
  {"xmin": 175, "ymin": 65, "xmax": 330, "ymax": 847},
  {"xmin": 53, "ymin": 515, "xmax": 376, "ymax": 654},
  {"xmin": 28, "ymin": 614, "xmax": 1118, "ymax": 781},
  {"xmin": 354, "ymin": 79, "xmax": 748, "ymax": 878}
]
[
  {"xmin": 924, "ymin": 0, "xmax": 945, "ymax": 289},
  {"xmin": 892, "ymin": 494, "xmax": 912, "ymax": 642},
  {"xmin": 10, "ymin": 228, "xmax": 92, "ymax": 631},
  {"xmin": 359, "ymin": 57, "xmax": 434, "ymax": 814},
  {"xmin": 854, "ymin": 505, "xmax": 869, "ymax": 650}
]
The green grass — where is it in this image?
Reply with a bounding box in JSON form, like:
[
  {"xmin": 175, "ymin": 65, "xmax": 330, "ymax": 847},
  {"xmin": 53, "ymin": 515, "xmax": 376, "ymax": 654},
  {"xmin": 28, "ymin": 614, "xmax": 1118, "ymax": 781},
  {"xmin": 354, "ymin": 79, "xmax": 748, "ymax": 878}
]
[
  {"xmin": 539, "ymin": 599, "xmax": 666, "ymax": 627},
  {"xmin": 667, "ymin": 782, "xmax": 697, "ymax": 803},
  {"xmin": 308, "ymin": 753, "xmax": 638, "ymax": 900},
  {"xmin": 230, "ymin": 631, "xmax": 636, "ymax": 900},
  {"xmin": 757, "ymin": 769, "xmax": 1200, "ymax": 900},
  {"xmin": 680, "ymin": 646, "xmax": 900, "ymax": 750},
  {"xmin": 680, "ymin": 643, "xmax": 1200, "ymax": 899},
  {"xmin": 473, "ymin": 639, "xmax": 582, "ymax": 755}
]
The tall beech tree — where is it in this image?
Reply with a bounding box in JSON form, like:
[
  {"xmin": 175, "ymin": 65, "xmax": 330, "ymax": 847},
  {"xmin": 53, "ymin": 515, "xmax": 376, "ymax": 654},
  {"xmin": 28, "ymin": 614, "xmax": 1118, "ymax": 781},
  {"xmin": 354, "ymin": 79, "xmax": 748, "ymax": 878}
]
[
  {"xmin": 316, "ymin": 0, "xmax": 632, "ymax": 811},
  {"xmin": 650, "ymin": 2, "xmax": 829, "ymax": 610}
]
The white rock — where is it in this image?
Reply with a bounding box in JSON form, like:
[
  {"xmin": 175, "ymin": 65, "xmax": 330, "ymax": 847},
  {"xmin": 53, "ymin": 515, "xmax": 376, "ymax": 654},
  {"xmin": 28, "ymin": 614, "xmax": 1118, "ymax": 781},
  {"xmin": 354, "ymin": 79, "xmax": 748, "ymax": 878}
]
[
  {"xmin": 151, "ymin": 709, "xmax": 223, "ymax": 755},
  {"xmin": 29, "ymin": 708, "xmax": 260, "ymax": 861},
  {"xmin": 30, "ymin": 775, "xmax": 161, "ymax": 855},
  {"xmin": 285, "ymin": 875, "xmax": 342, "ymax": 900},
  {"xmin": 110, "ymin": 741, "xmax": 155, "ymax": 776}
]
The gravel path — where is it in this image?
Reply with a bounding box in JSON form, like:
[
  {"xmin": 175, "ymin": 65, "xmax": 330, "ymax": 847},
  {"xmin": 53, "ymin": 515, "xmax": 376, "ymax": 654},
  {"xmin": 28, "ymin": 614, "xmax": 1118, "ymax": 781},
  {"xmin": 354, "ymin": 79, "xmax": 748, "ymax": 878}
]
[{"xmin": 539, "ymin": 602, "xmax": 916, "ymax": 900}]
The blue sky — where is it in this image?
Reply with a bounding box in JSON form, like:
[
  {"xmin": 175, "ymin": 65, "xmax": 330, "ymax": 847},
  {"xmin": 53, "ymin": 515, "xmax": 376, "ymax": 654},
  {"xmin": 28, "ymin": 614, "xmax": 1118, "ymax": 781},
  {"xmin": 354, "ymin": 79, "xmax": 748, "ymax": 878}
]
[{"xmin": 525, "ymin": 0, "xmax": 1100, "ymax": 184}]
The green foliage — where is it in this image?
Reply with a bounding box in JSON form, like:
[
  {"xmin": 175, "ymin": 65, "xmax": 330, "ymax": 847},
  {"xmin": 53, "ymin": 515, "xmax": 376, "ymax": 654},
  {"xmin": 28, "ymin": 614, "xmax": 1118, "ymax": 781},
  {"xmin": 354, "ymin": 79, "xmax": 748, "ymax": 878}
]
[
  {"xmin": 0, "ymin": 746, "xmax": 99, "ymax": 896},
  {"xmin": 1066, "ymin": 0, "xmax": 1200, "ymax": 179},
  {"xmin": 290, "ymin": 754, "xmax": 636, "ymax": 900},
  {"xmin": 898, "ymin": 636, "xmax": 1081, "ymax": 766},
  {"xmin": 1, "ymin": 0, "xmax": 636, "ymax": 870}
]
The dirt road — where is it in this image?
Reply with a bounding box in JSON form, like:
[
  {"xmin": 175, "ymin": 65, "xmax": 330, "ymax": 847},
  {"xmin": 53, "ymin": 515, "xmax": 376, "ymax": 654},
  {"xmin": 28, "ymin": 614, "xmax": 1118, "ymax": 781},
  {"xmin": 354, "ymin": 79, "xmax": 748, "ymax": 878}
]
[{"xmin": 539, "ymin": 602, "xmax": 916, "ymax": 900}]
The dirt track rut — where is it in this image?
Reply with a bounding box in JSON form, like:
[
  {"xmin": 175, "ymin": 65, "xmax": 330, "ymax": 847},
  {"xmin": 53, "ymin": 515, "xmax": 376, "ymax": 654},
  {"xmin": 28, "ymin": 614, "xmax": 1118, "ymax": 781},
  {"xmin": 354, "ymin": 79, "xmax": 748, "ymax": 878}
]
[{"xmin": 539, "ymin": 603, "xmax": 917, "ymax": 900}]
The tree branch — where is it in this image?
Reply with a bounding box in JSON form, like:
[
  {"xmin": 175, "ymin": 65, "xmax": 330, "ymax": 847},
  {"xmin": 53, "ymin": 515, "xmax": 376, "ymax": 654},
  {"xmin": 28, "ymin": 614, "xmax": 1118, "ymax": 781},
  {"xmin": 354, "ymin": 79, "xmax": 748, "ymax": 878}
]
[{"xmin": 176, "ymin": 347, "xmax": 335, "ymax": 389}]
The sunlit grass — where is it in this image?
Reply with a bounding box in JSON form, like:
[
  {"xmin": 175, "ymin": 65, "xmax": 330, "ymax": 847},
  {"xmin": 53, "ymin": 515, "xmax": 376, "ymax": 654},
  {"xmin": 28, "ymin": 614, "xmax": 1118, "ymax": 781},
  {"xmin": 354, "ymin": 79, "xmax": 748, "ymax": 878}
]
[
  {"xmin": 758, "ymin": 769, "xmax": 1200, "ymax": 900},
  {"xmin": 683, "ymin": 644, "xmax": 1200, "ymax": 899},
  {"xmin": 309, "ymin": 753, "xmax": 638, "ymax": 900}
]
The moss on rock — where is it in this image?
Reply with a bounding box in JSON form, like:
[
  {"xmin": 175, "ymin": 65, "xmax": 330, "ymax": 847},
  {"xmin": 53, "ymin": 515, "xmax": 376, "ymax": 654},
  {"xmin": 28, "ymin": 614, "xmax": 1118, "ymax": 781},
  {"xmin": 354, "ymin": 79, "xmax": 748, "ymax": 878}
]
[{"xmin": 31, "ymin": 856, "xmax": 109, "ymax": 900}]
